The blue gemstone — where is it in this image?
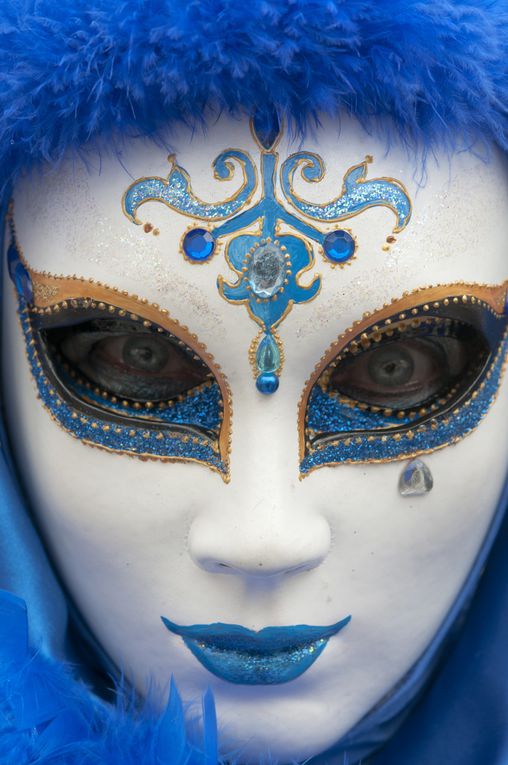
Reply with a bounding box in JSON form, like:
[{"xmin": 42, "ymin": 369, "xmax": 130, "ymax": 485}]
[
  {"xmin": 256, "ymin": 333, "xmax": 281, "ymax": 373},
  {"xmin": 504, "ymin": 290, "xmax": 508, "ymax": 315},
  {"xmin": 182, "ymin": 229, "xmax": 215, "ymax": 262},
  {"xmin": 323, "ymin": 230, "xmax": 355, "ymax": 263},
  {"xmin": 256, "ymin": 372, "xmax": 279, "ymax": 395},
  {"xmin": 13, "ymin": 262, "xmax": 33, "ymax": 304},
  {"xmin": 252, "ymin": 109, "xmax": 281, "ymax": 150},
  {"xmin": 7, "ymin": 242, "xmax": 19, "ymax": 282}
]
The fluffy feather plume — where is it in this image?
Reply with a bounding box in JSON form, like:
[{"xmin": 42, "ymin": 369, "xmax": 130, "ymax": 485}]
[
  {"xmin": 0, "ymin": 591, "xmax": 219, "ymax": 765},
  {"xmin": 0, "ymin": 0, "xmax": 507, "ymax": 186}
]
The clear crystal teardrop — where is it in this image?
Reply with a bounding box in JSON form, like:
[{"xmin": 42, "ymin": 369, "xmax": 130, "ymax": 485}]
[
  {"xmin": 399, "ymin": 458, "xmax": 433, "ymax": 496},
  {"xmin": 256, "ymin": 333, "xmax": 280, "ymax": 374}
]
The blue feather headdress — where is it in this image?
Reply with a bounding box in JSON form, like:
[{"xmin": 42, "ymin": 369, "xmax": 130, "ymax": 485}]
[{"xmin": 1, "ymin": 0, "xmax": 507, "ymax": 190}]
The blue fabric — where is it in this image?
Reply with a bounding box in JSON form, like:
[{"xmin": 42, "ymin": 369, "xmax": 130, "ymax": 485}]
[
  {"xmin": 0, "ymin": 193, "xmax": 67, "ymax": 657},
  {"xmin": 1, "ymin": 0, "xmax": 508, "ymax": 191}
]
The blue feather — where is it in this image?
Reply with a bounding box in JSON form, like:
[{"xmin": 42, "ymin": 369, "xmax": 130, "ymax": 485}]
[
  {"xmin": 0, "ymin": 588, "xmax": 218, "ymax": 765},
  {"xmin": 0, "ymin": 0, "xmax": 507, "ymax": 193},
  {"xmin": 202, "ymin": 688, "xmax": 218, "ymax": 765},
  {"xmin": 156, "ymin": 675, "xmax": 188, "ymax": 764}
]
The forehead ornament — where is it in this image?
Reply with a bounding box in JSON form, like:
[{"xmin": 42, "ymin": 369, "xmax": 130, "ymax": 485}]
[{"xmin": 123, "ymin": 116, "xmax": 412, "ymax": 394}]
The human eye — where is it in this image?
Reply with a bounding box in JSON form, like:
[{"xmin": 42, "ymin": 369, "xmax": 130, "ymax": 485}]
[
  {"xmin": 53, "ymin": 317, "xmax": 212, "ymax": 405},
  {"xmin": 8, "ymin": 226, "xmax": 231, "ymax": 480},
  {"xmin": 299, "ymin": 286, "xmax": 508, "ymax": 475}
]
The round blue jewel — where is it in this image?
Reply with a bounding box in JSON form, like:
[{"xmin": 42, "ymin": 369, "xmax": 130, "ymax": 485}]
[
  {"xmin": 323, "ymin": 230, "xmax": 355, "ymax": 263},
  {"xmin": 182, "ymin": 229, "xmax": 215, "ymax": 262},
  {"xmin": 256, "ymin": 372, "xmax": 279, "ymax": 395},
  {"xmin": 504, "ymin": 290, "xmax": 508, "ymax": 316},
  {"xmin": 13, "ymin": 262, "xmax": 33, "ymax": 304}
]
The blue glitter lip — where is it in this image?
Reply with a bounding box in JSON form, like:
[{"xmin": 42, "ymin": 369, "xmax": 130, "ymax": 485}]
[{"xmin": 161, "ymin": 617, "xmax": 351, "ymax": 685}]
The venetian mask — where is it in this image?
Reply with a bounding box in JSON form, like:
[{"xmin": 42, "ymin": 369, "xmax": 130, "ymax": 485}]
[{"xmin": 3, "ymin": 113, "xmax": 508, "ymax": 763}]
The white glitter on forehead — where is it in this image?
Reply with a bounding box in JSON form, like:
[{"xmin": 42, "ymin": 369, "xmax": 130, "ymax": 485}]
[{"xmin": 13, "ymin": 122, "xmax": 508, "ymax": 366}]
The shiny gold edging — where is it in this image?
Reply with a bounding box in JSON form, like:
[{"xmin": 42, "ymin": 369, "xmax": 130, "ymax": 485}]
[
  {"xmin": 7, "ymin": 209, "xmax": 232, "ymax": 481},
  {"xmin": 297, "ymin": 281, "xmax": 508, "ymax": 470},
  {"xmin": 299, "ymin": 328, "xmax": 508, "ymax": 479}
]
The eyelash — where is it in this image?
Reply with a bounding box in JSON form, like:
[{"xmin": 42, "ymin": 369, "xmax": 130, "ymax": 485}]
[
  {"xmin": 18, "ymin": 297, "xmax": 231, "ymax": 480},
  {"xmin": 300, "ymin": 293, "xmax": 508, "ymax": 474}
]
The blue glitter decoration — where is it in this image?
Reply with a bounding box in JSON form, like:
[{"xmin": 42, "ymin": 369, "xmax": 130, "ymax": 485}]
[
  {"xmin": 161, "ymin": 615, "xmax": 351, "ymax": 685},
  {"xmin": 301, "ymin": 329, "xmax": 508, "ymax": 474},
  {"xmin": 281, "ymin": 155, "xmax": 412, "ymax": 231},
  {"xmin": 123, "ymin": 123, "xmax": 412, "ymax": 390},
  {"xmin": 256, "ymin": 372, "xmax": 279, "ymax": 394},
  {"xmin": 123, "ymin": 151, "xmax": 257, "ymax": 222},
  {"xmin": 182, "ymin": 229, "xmax": 215, "ymax": 262},
  {"xmin": 62, "ymin": 371, "xmax": 222, "ymax": 432},
  {"xmin": 306, "ymin": 387, "xmax": 414, "ymax": 433},
  {"xmin": 323, "ymin": 230, "xmax": 356, "ymax": 264},
  {"xmin": 15, "ymin": 298, "xmax": 227, "ymax": 477}
]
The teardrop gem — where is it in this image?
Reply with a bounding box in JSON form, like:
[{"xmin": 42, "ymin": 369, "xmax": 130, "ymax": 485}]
[
  {"xmin": 399, "ymin": 459, "xmax": 433, "ymax": 496},
  {"xmin": 256, "ymin": 333, "xmax": 280, "ymax": 374}
]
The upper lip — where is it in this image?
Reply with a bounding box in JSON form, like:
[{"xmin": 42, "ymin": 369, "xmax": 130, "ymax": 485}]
[{"xmin": 161, "ymin": 616, "xmax": 351, "ymax": 652}]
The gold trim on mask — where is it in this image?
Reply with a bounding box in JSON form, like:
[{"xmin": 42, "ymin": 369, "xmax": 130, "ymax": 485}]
[{"xmin": 298, "ymin": 281, "xmax": 508, "ymax": 472}]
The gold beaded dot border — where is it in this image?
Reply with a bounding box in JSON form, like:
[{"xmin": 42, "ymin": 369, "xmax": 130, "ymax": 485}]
[
  {"xmin": 298, "ymin": 281, "xmax": 508, "ymax": 470},
  {"xmin": 8, "ymin": 211, "xmax": 233, "ymax": 482}
]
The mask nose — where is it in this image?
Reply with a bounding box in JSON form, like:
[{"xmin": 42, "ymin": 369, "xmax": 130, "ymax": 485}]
[{"xmin": 187, "ymin": 504, "xmax": 331, "ymax": 577}]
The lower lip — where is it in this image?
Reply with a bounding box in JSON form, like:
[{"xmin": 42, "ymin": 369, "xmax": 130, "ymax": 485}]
[{"xmin": 181, "ymin": 636, "xmax": 330, "ymax": 685}]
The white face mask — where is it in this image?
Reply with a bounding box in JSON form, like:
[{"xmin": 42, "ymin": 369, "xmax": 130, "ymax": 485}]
[{"xmin": 3, "ymin": 114, "xmax": 508, "ymax": 763}]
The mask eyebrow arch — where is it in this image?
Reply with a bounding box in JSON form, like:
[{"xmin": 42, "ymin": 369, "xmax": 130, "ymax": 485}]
[
  {"xmin": 9, "ymin": 230, "xmax": 233, "ymax": 480},
  {"xmin": 298, "ymin": 281, "xmax": 508, "ymax": 465}
]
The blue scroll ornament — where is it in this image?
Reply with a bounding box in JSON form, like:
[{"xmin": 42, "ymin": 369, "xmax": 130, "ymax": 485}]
[{"xmin": 123, "ymin": 123, "xmax": 412, "ymax": 394}]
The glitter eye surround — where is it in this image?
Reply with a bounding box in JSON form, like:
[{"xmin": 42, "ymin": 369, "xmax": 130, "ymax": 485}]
[
  {"xmin": 299, "ymin": 284, "xmax": 508, "ymax": 475},
  {"xmin": 7, "ymin": 218, "xmax": 231, "ymax": 480}
]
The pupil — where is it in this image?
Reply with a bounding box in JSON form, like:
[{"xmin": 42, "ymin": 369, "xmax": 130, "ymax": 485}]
[
  {"xmin": 122, "ymin": 335, "xmax": 169, "ymax": 372},
  {"xmin": 368, "ymin": 345, "xmax": 414, "ymax": 387}
]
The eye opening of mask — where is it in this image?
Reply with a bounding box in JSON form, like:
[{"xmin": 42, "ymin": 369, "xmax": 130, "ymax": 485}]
[
  {"xmin": 8, "ymin": 250, "xmax": 232, "ymax": 479},
  {"xmin": 299, "ymin": 286, "xmax": 508, "ymax": 473},
  {"xmin": 30, "ymin": 299, "xmax": 222, "ymax": 443},
  {"xmin": 315, "ymin": 315, "xmax": 488, "ymax": 432}
]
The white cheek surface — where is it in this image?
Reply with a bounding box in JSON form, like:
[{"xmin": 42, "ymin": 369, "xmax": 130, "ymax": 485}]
[{"xmin": 3, "ymin": 114, "xmax": 508, "ymax": 763}]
